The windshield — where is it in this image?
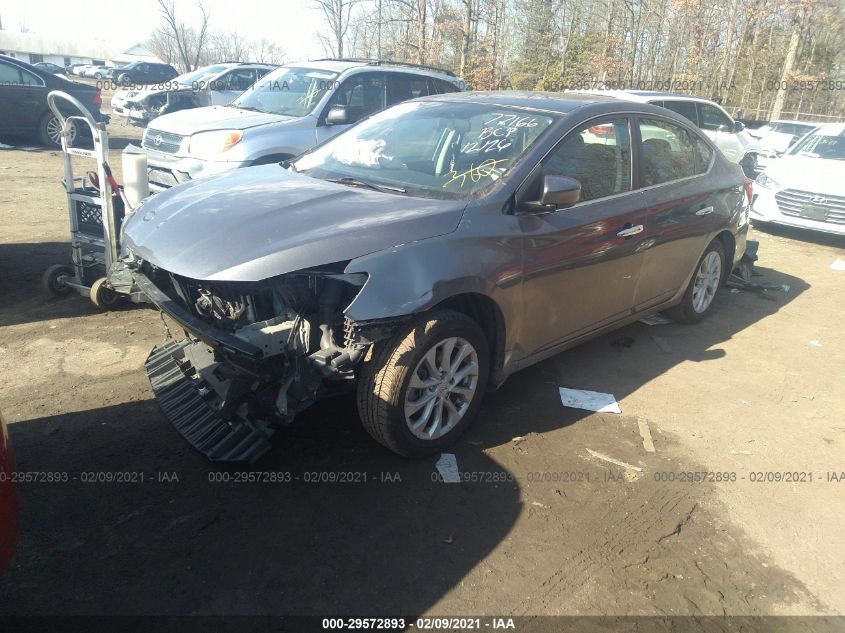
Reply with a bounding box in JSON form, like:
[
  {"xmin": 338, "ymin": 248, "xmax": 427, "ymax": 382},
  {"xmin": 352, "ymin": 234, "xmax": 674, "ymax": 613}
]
[
  {"xmin": 789, "ymin": 131, "xmax": 845, "ymax": 160},
  {"xmin": 294, "ymin": 101, "xmax": 556, "ymax": 199},
  {"xmin": 231, "ymin": 66, "xmax": 339, "ymax": 117},
  {"xmin": 175, "ymin": 65, "xmax": 229, "ymax": 87}
]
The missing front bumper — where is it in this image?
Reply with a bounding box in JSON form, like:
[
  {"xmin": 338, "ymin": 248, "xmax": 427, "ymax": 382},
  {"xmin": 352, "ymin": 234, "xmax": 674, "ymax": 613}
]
[{"xmin": 146, "ymin": 339, "xmax": 274, "ymax": 463}]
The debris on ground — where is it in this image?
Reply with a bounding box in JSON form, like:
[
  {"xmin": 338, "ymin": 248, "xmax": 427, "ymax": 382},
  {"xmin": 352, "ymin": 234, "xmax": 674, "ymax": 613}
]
[
  {"xmin": 809, "ymin": 340, "xmax": 822, "ymax": 348},
  {"xmin": 559, "ymin": 387, "xmax": 621, "ymax": 414},
  {"xmin": 831, "ymin": 259, "xmax": 845, "ymax": 271},
  {"xmin": 639, "ymin": 314, "xmax": 672, "ymax": 326},
  {"xmin": 637, "ymin": 418, "xmax": 656, "ymax": 453},
  {"xmin": 585, "ymin": 448, "xmax": 643, "ymax": 472},
  {"xmin": 435, "ymin": 453, "xmax": 461, "ymax": 483}
]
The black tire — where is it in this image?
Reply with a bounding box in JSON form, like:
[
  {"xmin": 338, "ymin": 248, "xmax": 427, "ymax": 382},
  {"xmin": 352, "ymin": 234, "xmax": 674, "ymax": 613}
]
[
  {"xmin": 356, "ymin": 309, "xmax": 490, "ymax": 457},
  {"xmin": 666, "ymin": 240, "xmax": 726, "ymax": 324},
  {"xmin": 42, "ymin": 264, "xmax": 75, "ymax": 297},
  {"xmin": 90, "ymin": 277, "xmax": 121, "ymax": 309},
  {"xmin": 740, "ymin": 153, "xmax": 758, "ymax": 178},
  {"xmin": 38, "ymin": 112, "xmax": 76, "ymax": 148}
]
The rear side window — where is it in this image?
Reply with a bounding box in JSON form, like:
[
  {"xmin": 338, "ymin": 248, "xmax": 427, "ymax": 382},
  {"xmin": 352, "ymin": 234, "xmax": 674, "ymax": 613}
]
[
  {"xmin": 698, "ymin": 103, "xmax": 732, "ymax": 131},
  {"xmin": 692, "ymin": 136, "xmax": 714, "ymax": 174},
  {"xmin": 0, "ymin": 62, "xmax": 42, "ymax": 86},
  {"xmin": 386, "ymin": 74, "xmax": 429, "ymax": 105},
  {"xmin": 639, "ymin": 118, "xmax": 697, "ymax": 186},
  {"xmin": 430, "ymin": 78, "xmax": 460, "ymax": 94},
  {"xmin": 659, "ymin": 100, "xmax": 699, "ymax": 127}
]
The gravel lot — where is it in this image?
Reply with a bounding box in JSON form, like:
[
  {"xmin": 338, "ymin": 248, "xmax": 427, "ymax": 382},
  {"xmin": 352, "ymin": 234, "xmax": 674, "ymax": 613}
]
[{"xmin": 0, "ymin": 98, "xmax": 844, "ymax": 622}]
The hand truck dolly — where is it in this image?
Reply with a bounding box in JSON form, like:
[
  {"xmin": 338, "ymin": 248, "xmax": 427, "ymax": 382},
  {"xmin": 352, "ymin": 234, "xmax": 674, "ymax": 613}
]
[{"xmin": 41, "ymin": 90, "xmax": 146, "ymax": 309}]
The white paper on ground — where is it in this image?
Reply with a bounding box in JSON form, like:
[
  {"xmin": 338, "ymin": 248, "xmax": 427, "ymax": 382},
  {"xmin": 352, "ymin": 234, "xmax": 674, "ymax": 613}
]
[
  {"xmin": 559, "ymin": 387, "xmax": 621, "ymax": 414},
  {"xmin": 809, "ymin": 340, "xmax": 822, "ymax": 347},
  {"xmin": 831, "ymin": 259, "xmax": 845, "ymax": 271},
  {"xmin": 436, "ymin": 453, "xmax": 461, "ymax": 483}
]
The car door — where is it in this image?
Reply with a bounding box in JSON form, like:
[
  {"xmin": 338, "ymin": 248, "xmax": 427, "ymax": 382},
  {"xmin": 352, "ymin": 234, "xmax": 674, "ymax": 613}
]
[
  {"xmin": 633, "ymin": 116, "xmax": 721, "ymax": 309},
  {"xmin": 0, "ymin": 61, "xmax": 45, "ymax": 134},
  {"xmin": 314, "ymin": 72, "xmax": 385, "ymax": 144},
  {"xmin": 517, "ymin": 116, "xmax": 649, "ymax": 354}
]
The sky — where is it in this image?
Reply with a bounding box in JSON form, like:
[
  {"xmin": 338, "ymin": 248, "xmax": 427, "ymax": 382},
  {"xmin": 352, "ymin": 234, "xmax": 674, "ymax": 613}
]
[{"xmin": 0, "ymin": 0, "xmax": 327, "ymax": 62}]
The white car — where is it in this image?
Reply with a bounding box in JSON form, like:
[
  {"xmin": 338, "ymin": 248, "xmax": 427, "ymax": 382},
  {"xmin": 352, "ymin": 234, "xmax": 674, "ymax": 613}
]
[
  {"xmin": 569, "ymin": 90, "xmax": 760, "ymax": 175},
  {"xmin": 83, "ymin": 65, "xmax": 111, "ymax": 79},
  {"xmin": 110, "ymin": 62, "xmax": 274, "ymax": 124},
  {"xmin": 747, "ymin": 119, "xmax": 822, "ymax": 173},
  {"xmin": 751, "ymin": 122, "xmax": 845, "ymax": 235}
]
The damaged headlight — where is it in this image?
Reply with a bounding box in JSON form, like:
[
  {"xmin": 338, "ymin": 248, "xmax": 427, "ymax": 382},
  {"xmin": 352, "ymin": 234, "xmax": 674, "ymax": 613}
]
[
  {"xmin": 755, "ymin": 172, "xmax": 779, "ymax": 189},
  {"xmin": 189, "ymin": 130, "xmax": 244, "ymax": 159}
]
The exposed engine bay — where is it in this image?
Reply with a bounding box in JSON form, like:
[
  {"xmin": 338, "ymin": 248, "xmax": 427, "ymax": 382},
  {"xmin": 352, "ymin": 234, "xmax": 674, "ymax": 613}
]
[
  {"xmin": 126, "ymin": 90, "xmax": 209, "ymax": 126},
  {"xmin": 126, "ymin": 258, "xmax": 401, "ymax": 461}
]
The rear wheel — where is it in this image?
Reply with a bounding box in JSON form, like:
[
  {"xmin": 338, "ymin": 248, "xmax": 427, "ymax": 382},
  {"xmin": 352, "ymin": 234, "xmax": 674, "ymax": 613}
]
[
  {"xmin": 39, "ymin": 112, "xmax": 76, "ymax": 148},
  {"xmin": 666, "ymin": 240, "xmax": 725, "ymax": 324},
  {"xmin": 356, "ymin": 310, "xmax": 490, "ymax": 457}
]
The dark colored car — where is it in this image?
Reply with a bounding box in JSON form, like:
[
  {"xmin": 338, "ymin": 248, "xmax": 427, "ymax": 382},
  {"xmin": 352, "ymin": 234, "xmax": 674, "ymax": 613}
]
[
  {"xmin": 0, "ymin": 54, "xmax": 106, "ymax": 147},
  {"xmin": 0, "ymin": 412, "xmax": 19, "ymax": 573},
  {"xmin": 33, "ymin": 61, "xmax": 67, "ymax": 75},
  {"xmin": 112, "ymin": 62, "xmax": 178, "ymax": 86},
  {"xmin": 117, "ymin": 92, "xmax": 750, "ymax": 462}
]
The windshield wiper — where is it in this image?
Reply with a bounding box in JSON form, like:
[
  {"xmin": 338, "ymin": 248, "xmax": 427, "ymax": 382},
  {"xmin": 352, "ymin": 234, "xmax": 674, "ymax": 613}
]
[
  {"xmin": 326, "ymin": 177, "xmax": 406, "ymax": 194},
  {"xmin": 229, "ymin": 104, "xmax": 263, "ymax": 112}
]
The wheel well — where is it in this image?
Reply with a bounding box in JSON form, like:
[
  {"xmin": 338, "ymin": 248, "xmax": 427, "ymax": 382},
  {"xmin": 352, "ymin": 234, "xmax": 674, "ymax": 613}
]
[
  {"xmin": 251, "ymin": 153, "xmax": 294, "ymax": 166},
  {"xmin": 435, "ymin": 293, "xmax": 506, "ymax": 379},
  {"xmin": 715, "ymin": 231, "xmax": 736, "ymax": 282}
]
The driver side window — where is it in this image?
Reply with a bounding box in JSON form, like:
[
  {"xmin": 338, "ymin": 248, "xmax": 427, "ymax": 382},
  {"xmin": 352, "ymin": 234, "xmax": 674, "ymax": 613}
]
[
  {"xmin": 327, "ymin": 73, "xmax": 385, "ymax": 125},
  {"xmin": 698, "ymin": 103, "xmax": 732, "ymax": 131},
  {"xmin": 542, "ymin": 118, "xmax": 632, "ymax": 203}
]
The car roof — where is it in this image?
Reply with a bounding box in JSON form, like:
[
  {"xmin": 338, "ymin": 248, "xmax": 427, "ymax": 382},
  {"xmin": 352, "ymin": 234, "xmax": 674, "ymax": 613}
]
[
  {"xmin": 811, "ymin": 122, "xmax": 845, "ymax": 136},
  {"xmin": 420, "ymin": 90, "xmax": 660, "ymax": 114},
  {"xmin": 768, "ymin": 119, "xmax": 823, "ymax": 127},
  {"xmin": 568, "ymin": 89, "xmax": 722, "ymax": 105},
  {"xmin": 290, "ymin": 58, "xmax": 457, "ymax": 80}
]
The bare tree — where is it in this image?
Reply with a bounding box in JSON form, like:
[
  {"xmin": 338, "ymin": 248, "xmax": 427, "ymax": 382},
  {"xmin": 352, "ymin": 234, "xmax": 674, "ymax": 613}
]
[
  {"xmin": 315, "ymin": 0, "xmax": 360, "ymax": 58},
  {"xmin": 155, "ymin": 0, "xmax": 211, "ymax": 72}
]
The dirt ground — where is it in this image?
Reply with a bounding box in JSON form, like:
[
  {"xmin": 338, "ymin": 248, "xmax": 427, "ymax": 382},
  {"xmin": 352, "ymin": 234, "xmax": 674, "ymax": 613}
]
[{"xmin": 0, "ymin": 98, "xmax": 844, "ymax": 626}]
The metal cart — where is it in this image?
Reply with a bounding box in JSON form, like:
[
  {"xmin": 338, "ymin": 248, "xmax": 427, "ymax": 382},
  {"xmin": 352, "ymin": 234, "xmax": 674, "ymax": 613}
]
[{"xmin": 41, "ymin": 90, "xmax": 143, "ymax": 309}]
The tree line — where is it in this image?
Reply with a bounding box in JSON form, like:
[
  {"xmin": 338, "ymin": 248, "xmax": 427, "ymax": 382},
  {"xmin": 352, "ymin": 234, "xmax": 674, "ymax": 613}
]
[
  {"xmin": 146, "ymin": 0, "xmax": 844, "ymax": 122},
  {"xmin": 320, "ymin": 0, "xmax": 844, "ymax": 121}
]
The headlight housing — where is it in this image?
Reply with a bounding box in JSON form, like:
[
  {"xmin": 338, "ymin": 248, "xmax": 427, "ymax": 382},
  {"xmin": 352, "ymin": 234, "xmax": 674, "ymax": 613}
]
[
  {"xmin": 755, "ymin": 172, "xmax": 779, "ymax": 189},
  {"xmin": 189, "ymin": 129, "xmax": 244, "ymax": 158}
]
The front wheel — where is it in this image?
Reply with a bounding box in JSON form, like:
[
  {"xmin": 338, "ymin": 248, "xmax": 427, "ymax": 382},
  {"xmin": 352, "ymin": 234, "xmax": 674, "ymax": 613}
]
[
  {"xmin": 356, "ymin": 309, "xmax": 490, "ymax": 457},
  {"xmin": 666, "ymin": 240, "xmax": 725, "ymax": 324}
]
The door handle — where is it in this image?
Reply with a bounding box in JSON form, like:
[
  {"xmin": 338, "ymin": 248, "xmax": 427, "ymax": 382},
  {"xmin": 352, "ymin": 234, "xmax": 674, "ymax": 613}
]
[
  {"xmin": 696, "ymin": 206, "xmax": 715, "ymax": 216},
  {"xmin": 616, "ymin": 224, "xmax": 644, "ymax": 238}
]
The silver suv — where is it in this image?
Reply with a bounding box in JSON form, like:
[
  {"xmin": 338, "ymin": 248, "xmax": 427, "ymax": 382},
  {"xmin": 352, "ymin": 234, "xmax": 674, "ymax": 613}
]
[{"xmin": 139, "ymin": 59, "xmax": 463, "ymax": 190}]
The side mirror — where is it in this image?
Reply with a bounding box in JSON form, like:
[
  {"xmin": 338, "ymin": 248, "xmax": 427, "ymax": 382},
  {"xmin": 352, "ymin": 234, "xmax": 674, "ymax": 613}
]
[
  {"xmin": 517, "ymin": 175, "xmax": 581, "ymax": 213},
  {"xmin": 325, "ymin": 105, "xmax": 349, "ymax": 126},
  {"xmin": 733, "ymin": 120, "xmax": 746, "ymax": 133},
  {"xmin": 541, "ymin": 175, "xmax": 581, "ymax": 208}
]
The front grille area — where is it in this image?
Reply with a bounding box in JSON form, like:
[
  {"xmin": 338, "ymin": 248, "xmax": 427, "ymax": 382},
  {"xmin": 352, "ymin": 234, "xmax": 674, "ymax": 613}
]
[
  {"xmin": 142, "ymin": 128, "xmax": 184, "ymax": 154},
  {"xmin": 775, "ymin": 189, "xmax": 845, "ymax": 225}
]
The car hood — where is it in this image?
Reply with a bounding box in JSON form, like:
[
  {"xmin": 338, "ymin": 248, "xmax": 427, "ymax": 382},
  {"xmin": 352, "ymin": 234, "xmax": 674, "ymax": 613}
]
[
  {"xmin": 122, "ymin": 165, "xmax": 466, "ymax": 281},
  {"xmin": 147, "ymin": 105, "xmax": 296, "ymax": 134},
  {"xmin": 763, "ymin": 155, "xmax": 845, "ymax": 194}
]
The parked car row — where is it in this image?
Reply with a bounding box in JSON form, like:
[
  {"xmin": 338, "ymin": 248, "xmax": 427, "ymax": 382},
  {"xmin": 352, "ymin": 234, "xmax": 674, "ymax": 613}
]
[
  {"xmin": 0, "ymin": 54, "xmax": 107, "ymax": 147},
  {"xmin": 111, "ymin": 62, "xmax": 276, "ymax": 126}
]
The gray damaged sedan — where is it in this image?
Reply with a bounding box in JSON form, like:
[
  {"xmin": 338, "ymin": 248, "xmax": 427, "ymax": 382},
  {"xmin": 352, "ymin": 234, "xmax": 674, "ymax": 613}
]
[{"xmin": 118, "ymin": 92, "xmax": 750, "ymax": 462}]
